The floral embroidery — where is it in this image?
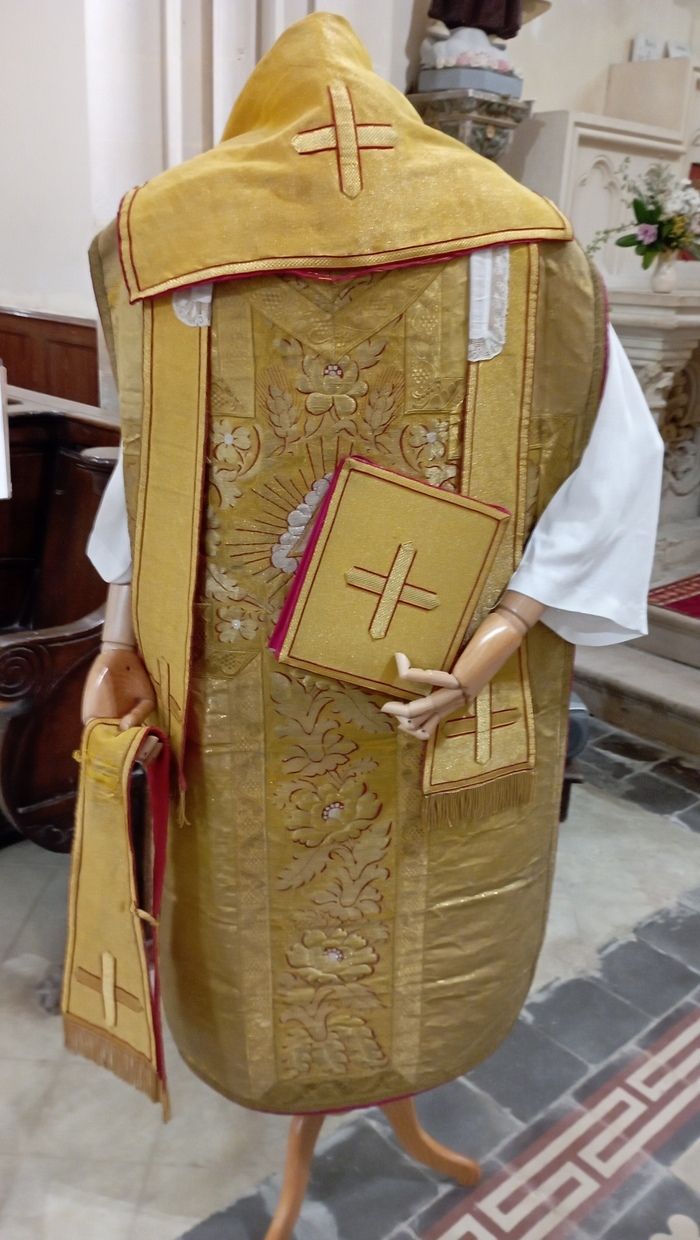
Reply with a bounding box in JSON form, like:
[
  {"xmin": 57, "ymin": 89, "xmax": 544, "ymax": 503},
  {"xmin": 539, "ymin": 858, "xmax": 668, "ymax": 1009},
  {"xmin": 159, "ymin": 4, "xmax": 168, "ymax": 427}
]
[
  {"xmin": 205, "ymin": 507, "xmax": 222, "ymax": 556},
  {"xmin": 287, "ymin": 775, "xmax": 381, "ymax": 848},
  {"xmin": 208, "ymin": 421, "xmax": 261, "ymax": 509},
  {"xmin": 286, "ymin": 928, "xmax": 377, "ymax": 984},
  {"xmin": 215, "ymin": 606, "xmax": 259, "ymax": 643},
  {"xmin": 298, "ymin": 353, "xmax": 368, "ymax": 418},
  {"xmin": 205, "ymin": 566, "xmax": 244, "ymax": 603},
  {"xmin": 212, "ymin": 419, "xmax": 252, "ymax": 462},
  {"xmin": 278, "ymin": 926, "xmax": 387, "ymax": 1077},
  {"xmin": 400, "ymin": 418, "xmax": 458, "ymax": 490}
]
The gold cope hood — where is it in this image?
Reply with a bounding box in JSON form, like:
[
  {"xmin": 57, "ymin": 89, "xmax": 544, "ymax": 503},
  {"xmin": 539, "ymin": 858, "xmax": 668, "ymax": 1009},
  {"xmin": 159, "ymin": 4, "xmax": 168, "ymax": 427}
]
[{"xmin": 117, "ymin": 12, "xmax": 570, "ymax": 301}]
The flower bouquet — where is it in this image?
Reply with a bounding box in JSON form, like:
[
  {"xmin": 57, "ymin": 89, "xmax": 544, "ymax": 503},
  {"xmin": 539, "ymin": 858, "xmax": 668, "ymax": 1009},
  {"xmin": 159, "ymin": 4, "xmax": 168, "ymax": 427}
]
[{"xmin": 588, "ymin": 162, "xmax": 700, "ymax": 289}]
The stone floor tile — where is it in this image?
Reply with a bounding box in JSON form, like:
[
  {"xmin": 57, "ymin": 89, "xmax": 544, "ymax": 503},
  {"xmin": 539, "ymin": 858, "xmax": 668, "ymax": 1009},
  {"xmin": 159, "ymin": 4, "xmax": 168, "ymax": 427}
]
[
  {"xmin": 304, "ymin": 1120, "xmax": 440, "ymax": 1240},
  {"xmin": 671, "ymin": 1135, "xmax": 700, "ymax": 1194},
  {"xmin": 680, "ymin": 886, "xmax": 700, "ymax": 911},
  {"xmin": 653, "ymin": 1107, "xmax": 700, "ymax": 1170},
  {"xmin": 372, "ymin": 1079, "xmax": 521, "ymax": 1164},
  {"xmin": 180, "ymin": 1190, "xmax": 275, "ymax": 1239},
  {"xmin": 676, "ymin": 803, "xmax": 700, "ymax": 833},
  {"xmin": 634, "ymin": 999, "xmax": 700, "ymax": 1051},
  {"xmin": 495, "ymin": 1099, "xmax": 584, "ymax": 1166},
  {"xmin": 597, "ymin": 938, "xmax": 700, "ymax": 1016},
  {"xmin": 593, "ymin": 732, "xmax": 669, "ymax": 764},
  {"xmin": 621, "ymin": 773, "xmax": 698, "ymax": 817},
  {"xmin": 0, "ymin": 1059, "xmax": 58, "ymax": 1155},
  {"xmin": 595, "ymin": 1173, "xmax": 700, "ymax": 1240},
  {"xmin": 576, "ymin": 754, "xmax": 633, "ymax": 794},
  {"xmin": 577, "ymin": 1162, "xmax": 662, "ymax": 1238},
  {"xmin": 466, "ymin": 1020, "xmax": 587, "ymax": 1123},
  {"xmin": 0, "ymin": 863, "xmax": 56, "ymax": 961},
  {"xmin": 525, "ymin": 977, "xmax": 648, "ymax": 1064},
  {"xmin": 652, "ymin": 755, "xmax": 700, "ymax": 796},
  {"xmin": 636, "ymin": 907, "xmax": 700, "ymax": 972},
  {"xmin": 572, "ymin": 1046, "xmax": 650, "ymax": 1106},
  {"xmin": 0, "ymin": 954, "xmax": 68, "ymax": 1062},
  {"xmin": 1, "ymin": 1156, "xmax": 144, "ymax": 1240}
]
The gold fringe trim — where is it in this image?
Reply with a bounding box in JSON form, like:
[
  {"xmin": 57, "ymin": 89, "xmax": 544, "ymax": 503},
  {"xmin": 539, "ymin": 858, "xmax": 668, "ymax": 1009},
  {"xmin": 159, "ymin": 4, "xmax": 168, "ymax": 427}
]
[
  {"xmin": 422, "ymin": 769, "xmax": 533, "ymax": 827},
  {"xmin": 64, "ymin": 1013, "xmax": 170, "ymax": 1120}
]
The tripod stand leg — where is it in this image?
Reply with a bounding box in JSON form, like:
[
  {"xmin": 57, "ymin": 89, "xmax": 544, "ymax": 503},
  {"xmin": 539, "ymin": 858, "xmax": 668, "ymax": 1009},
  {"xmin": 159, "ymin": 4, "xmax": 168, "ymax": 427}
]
[
  {"xmin": 383, "ymin": 1097, "xmax": 481, "ymax": 1187},
  {"xmin": 265, "ymin": 1112, "xmax": 326, "ymax": 1240}
]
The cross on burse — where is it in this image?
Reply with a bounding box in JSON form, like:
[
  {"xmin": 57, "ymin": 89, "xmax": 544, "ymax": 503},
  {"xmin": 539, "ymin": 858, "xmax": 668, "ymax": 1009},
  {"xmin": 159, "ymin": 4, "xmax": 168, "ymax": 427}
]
[
  {"xmin": 292, "ymin": 80, "xmax": 397, "ymax": 199},
  {"xmin": 345, "ymin": 542, "xmax": 440, "ymax": 640}
]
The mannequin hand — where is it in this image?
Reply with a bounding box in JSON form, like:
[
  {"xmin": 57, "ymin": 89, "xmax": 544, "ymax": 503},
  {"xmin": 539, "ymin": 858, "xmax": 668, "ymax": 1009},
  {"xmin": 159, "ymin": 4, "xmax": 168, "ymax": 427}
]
[
  {"xmin": 81, "ymin": 647, "xmax": 156, "ymax": 731},
  {"xmin": 380, "ymin": 654, "xmax": 466, "ymax": 741}
]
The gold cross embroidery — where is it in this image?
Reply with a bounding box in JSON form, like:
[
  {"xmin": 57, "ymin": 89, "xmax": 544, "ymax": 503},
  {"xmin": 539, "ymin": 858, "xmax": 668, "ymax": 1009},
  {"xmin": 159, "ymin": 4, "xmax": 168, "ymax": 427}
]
[
  {"xmin": 292, "ymin": 80, "xmax": 397, "ymax": 199},
  {"xmin": 345, "ymin": 542, "xmax": 439, "ymax": 640},
  {"xmin": 75, "ymin": 952, "xmax": 143, "ymax": 1028},
  {"xmin": 443, "ymin": 693, "xmax": 520, "ymax": 766}
]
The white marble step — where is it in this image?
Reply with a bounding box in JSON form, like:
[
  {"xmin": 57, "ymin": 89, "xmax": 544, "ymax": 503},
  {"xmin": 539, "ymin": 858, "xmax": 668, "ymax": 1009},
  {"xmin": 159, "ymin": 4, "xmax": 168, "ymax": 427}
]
[{"xmin": 574, "ymin": 643, "xmax": 700, "ymax": 757}]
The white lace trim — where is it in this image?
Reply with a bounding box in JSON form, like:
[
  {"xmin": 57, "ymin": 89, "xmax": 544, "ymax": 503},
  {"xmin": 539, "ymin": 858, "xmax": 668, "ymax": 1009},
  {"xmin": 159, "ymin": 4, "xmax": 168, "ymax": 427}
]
[
  {"xmin": 172, "ymin": 281, "xmax": 213, "ymax": 328},
  {"xmin": 468, "ymin": 247, "xmax": 510, "ymax": 362}
]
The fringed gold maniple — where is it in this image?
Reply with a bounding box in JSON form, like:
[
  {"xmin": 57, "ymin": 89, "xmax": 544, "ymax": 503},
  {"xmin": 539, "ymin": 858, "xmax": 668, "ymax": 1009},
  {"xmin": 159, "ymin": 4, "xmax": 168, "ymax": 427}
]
[
  {"xmin": 422, "ymin": 770, "xmax": 534, "ymax": 828},
  {"xmin": 64, "ymin": 1013, "xmax": 170, "ymax": 1119}
]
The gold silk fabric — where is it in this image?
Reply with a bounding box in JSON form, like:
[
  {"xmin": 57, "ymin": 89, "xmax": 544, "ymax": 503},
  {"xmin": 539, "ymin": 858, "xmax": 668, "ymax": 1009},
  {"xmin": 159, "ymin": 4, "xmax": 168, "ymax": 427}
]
[
  {"xmin": 90, "ymin": 219, "xmax": 605, "ymax": 1112},
  {"xmin": 116, "ymin": 13, "xmax": 570, "ymax": 299}
]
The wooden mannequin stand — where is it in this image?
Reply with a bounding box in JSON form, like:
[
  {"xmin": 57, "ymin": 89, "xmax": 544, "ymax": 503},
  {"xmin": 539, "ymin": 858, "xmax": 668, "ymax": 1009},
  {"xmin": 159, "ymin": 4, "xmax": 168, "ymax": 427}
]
[{"xmin": 265, "ymin": 1098, "xmax": 480, "ymax": 1240}]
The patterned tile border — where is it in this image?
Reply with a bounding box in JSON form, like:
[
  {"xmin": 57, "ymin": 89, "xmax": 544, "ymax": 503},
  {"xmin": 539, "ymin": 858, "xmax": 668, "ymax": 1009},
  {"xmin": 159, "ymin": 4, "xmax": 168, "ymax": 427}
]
[{"xmin": 421, "ymin": 1008, "xmax": 700, "ymax": 1240}]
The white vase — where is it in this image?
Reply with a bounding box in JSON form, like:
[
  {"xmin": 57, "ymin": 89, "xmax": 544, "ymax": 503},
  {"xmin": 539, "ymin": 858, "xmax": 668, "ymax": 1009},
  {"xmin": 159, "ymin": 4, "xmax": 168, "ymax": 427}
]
[{"xmin": 650, "ymin": 252, "xmax": 678, "ymax": 293}]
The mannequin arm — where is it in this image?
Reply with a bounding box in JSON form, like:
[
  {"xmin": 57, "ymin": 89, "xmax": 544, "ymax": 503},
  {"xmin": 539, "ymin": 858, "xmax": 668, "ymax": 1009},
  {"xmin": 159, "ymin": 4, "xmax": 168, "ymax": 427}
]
[
  {"xmin": 381, "ymin": 591, "xmax": 544, "ymax": 740},
  {"xmin": 81, "ymin": 583, "xmax": 156, "ymax": 731}
]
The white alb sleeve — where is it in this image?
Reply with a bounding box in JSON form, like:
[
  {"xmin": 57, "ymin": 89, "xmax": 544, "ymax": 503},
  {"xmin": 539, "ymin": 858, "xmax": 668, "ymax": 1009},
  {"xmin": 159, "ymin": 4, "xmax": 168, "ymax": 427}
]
[
  {"xmin": 508, "ymin": 325, "xmax": 664, "ymax": 646},
  {"xmin": 86, "ymin": 448, "xmax": 133, "ymax": 585}
]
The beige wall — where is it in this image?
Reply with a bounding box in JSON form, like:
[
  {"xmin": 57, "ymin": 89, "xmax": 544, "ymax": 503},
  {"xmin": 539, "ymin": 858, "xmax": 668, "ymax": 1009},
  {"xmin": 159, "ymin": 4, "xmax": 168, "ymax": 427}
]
[
  {"xmin": 511, "ymin": 0, "xmax": 700, "ymax": 114},
  {"xmin": 0, "ymin": 0, "xmax": 94, "ymax": 318}
]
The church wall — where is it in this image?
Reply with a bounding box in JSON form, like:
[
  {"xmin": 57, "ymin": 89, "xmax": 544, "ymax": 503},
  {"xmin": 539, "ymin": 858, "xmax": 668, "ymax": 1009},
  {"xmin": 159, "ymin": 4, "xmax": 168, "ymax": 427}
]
[
  {"xmin": 0, "ymin": 0, "xmax": 95, "ymax": 319},
  {"xmin": 510, "ymin": 0, "xmax": 700, "ymax": 115}
]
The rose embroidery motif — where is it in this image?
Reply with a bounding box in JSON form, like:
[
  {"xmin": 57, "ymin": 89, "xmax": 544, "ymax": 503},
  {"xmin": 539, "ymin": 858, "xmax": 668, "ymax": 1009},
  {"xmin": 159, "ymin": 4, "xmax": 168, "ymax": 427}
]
[
  {"xmin": 211, "ymin": 420, "xmax": 252, "ymax": 464},
  {"xmin": 298, "ymin": 354, "xmax": 368, "ymax": 418},
  {"xmin": 288, "ymin": 775, "xmax": 381, "ymax": 848},
  {"xmin": 407, "ymin": 419, "xmax": 449, "ymax": 463},
  {"xmin": 286, "ymin": 928, "xmax": 377, "ymax": 985},
  {"xmin": 283, "ymin": 725, "xmax": 356, "ymax": 778},
  {"xmin": 215, "ymin": 606, "xmax": 259, "ymax": 642}
]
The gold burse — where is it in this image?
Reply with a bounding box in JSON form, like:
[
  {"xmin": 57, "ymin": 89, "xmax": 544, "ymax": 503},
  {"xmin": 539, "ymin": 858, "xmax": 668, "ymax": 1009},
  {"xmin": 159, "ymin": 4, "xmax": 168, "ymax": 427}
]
[
  {"xmin": 62, "ymin": 721, "xmax": 170, "ymax": 1114},
  {"xmin": 271, "ymin": 457, "xmax": 509, "ymax": 697}
]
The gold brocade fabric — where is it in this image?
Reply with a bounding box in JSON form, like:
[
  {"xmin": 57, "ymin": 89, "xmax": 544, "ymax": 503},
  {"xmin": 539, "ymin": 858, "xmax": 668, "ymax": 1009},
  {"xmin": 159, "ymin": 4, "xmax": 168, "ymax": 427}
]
[
  {"xmin": 116, "ymin": 13, "xmax": 570, "ymax": 300},
  {"xmin": 85, "ymin": 238, "xmax": 605, "ymax": 1114}
]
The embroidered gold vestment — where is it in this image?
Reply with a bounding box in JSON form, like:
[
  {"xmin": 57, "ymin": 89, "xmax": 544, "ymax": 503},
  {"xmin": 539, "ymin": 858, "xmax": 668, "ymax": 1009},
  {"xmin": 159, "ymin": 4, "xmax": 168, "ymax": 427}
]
[{"xmin": 83, "ymin": 13, "xmax": 606, "ymax": 1114}]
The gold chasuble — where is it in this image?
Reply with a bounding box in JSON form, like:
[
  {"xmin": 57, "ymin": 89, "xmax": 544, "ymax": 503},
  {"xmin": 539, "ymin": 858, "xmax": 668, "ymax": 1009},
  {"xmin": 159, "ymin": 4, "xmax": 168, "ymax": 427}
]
[{"xmin": 80, "ymin": 13, "xmax": 606, "ymax": 1114}]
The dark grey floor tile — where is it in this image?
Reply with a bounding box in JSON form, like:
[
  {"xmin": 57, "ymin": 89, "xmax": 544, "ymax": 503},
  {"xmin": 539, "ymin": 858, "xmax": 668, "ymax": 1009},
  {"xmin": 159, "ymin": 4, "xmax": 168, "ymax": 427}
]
[
  {"xmin": 387, "ymin": 1230, "xmax": 418, "ymax": 1239},
  {"xmin": 681, "ymin": 886, "xmax": 700, "ymax": 911},
  {"xmin": 597, "ymin": 1173, "xmax": 700, "ymax": 1240},
  {"xmin": 467, "ymin": 1020, "xmax": 587, "ymax": 1123},
  {"xmin": 305, "ymin": 1119, "xmax": 440, "ymax": 1240},
  {"xmin": 635, "ymin": 999, "xmax": 700, "ymax": 1051},
  {"xmin": 598, "ymin": 938, "xmax": 700, "ymax": 1016},
  {"xmin": 621, "ymin": 773, "xmax": 698, "ymax": 816},
  {"xmin": 181, "ymin": 1190, "xmax": 273, "ymax": 1239},
  {"xmin": 594, "ymin": 733, "xmax": 668, "ymax": 764},
  {"xmin": 373, "ymin": 1079, "xmax": 521, "ymax": 1164},
  {"xmin": 652, "ymin": 755, "xmax": 700, "ymax": 796},
  {"xmin": 526, "ymin": 977, "xmax": 648, "ymax": 1064},
  {"xmin": 576, "ymin": 753, "xmax": 634, "ymax": 793},
  {"xmin": 676, "ymin": 803, "xmax": 700, "ymax": 833},
  {"xmin": 636, "ymin": 907, "xmax": 700, "ymax": 972},
  {"xmin": 572, "ymin": 1046, "xmax": 650, "ymax": 1106},
  {"xmin": 585, "ymin": 717, "xmax": 616, "ymax": 742},
  {"xmin": 496, "ymin": 1098, "xmax": 585, "ymax": 1165},
  {"xmin": 578, "ymin": 1162, "xmax": 661, "ymax": 1238},
  {"xmin": 654, "ymin": 1102, "xmax": 700, "ymax": 1168}
]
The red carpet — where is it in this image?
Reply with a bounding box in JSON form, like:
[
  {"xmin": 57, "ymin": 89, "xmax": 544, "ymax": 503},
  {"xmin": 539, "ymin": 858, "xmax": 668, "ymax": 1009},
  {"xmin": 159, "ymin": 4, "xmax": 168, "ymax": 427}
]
[{"xmin": 649, "ymin": 573, "xmax": 700, "ymax": 619}]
